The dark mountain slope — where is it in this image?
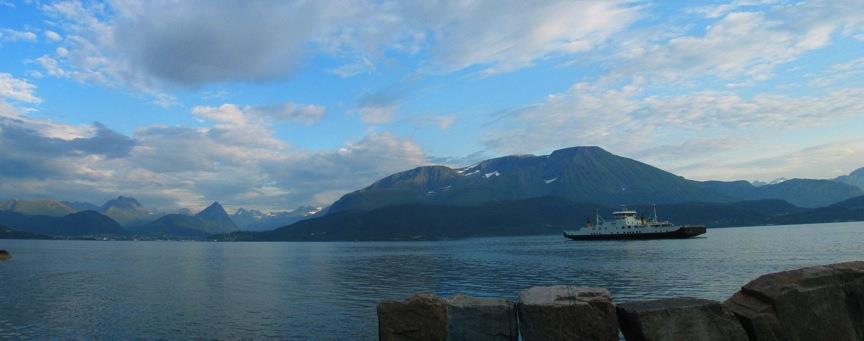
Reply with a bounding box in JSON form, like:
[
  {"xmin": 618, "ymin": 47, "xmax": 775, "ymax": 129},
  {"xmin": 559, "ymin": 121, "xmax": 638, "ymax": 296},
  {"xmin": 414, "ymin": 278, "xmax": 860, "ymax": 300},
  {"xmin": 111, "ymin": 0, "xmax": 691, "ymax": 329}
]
[
  {"xmin": 0, "ymin": 224, "xmax": 52, "ymax": 239},
  {"xmin": 225, "ymin": 197, "xmax": 805, "ymax": 241},
  {"xmin": 194, "ymin": 202, "xmax": 238, "ymax": 233},
  {"xmin": 0, "ymin": 210, "xmax": 125, "ymax": 236},
  {"xmin": 129, "ymin": 214, "xmax": 216, "ymax": 238}
]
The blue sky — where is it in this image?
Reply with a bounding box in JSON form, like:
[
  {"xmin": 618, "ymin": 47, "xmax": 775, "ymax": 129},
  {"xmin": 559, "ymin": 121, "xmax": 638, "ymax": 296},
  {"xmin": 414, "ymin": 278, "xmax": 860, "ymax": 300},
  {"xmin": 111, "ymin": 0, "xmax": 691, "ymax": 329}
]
[{"xmin": 1, "ymin": 0, "xmax": 863, "ymax": 211}]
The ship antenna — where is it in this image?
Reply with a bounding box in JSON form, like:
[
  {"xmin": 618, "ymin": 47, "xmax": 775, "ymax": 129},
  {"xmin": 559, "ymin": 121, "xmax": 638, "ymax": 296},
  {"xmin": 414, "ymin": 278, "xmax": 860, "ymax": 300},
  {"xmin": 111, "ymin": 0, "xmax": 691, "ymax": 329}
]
[
  {"xmin": 596, "ymin": 209, "xmax": 599, "ymax": 226},
  {"xmin": 652, "ymin": 204, "xmax": 658, "ymax": 223}
]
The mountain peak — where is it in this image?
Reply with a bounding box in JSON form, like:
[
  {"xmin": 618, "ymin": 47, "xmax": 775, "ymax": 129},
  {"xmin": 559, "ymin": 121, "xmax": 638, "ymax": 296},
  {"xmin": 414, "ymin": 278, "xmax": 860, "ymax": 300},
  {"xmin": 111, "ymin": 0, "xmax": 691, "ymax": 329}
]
[
  {"xmin": 194, "ymin": 201, "xmax": 237, "ymax": 233},
  {"xmin": 100, "ymin": 196, "xmax": 142, "ymax": 211},
  {"xmin": 548, "ymin": 146, "xmax": 609, "ymax": 158}
]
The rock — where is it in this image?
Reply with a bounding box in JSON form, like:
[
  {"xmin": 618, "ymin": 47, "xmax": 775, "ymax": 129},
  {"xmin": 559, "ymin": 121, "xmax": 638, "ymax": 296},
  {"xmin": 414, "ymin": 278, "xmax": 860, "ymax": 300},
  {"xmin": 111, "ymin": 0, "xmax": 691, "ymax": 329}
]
[
  {"xmin": 378, "ymin": 294, "xmax": 448, "ymax": 341},
  {"xmin": 616, "ymin": 297, "xmax": 746, "ymax": 341},
  {"xmin": 517, "ymin": 286, "xmax": 618, "ymax": 341},
  {"xmin": 0, "ymin": 250, "xmax": 9, "ymax": 261},
  {"xmin": 377, "ymin": 294, "xmax": 518, "ymax": 341},
  {"xmin": 725, "ymin": 261, "xmax": 864, "ymax": 341},
  {"xmin": 445, "ymin": 295, "xmax": 517, "ymax": 341}
]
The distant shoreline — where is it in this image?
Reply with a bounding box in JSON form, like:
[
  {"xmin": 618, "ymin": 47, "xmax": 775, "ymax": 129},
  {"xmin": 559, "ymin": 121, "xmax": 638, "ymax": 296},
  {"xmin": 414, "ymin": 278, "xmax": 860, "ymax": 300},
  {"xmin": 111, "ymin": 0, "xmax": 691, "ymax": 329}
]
[{"xmin": 2, "ymin": 220, "xmax": 862, "ymax": 242}]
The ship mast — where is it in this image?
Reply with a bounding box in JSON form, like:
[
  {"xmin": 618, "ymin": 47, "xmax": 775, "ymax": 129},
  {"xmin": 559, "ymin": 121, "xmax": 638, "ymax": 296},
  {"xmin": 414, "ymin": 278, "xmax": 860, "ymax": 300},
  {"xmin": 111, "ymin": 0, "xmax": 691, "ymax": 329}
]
[{"xmin": 652, "ymin": 204, "xmax": 658, "ymax": 223}]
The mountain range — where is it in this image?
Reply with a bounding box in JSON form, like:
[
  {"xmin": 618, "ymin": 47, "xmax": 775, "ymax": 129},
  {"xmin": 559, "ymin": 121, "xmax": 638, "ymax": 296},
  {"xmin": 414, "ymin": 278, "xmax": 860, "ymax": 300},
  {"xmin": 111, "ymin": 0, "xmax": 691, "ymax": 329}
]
[
  {"xmin": 130, "ymin": 202, "xmax": 239, "ymax": 237},
  {"xmin": 0, "ymin": 210, "xmax": 124, "ymax": 236},
  {"xmin": 329, "ymin": 146, "xmax": 862, "ymax": 212},
  {"xmin": 2, "ymin": 146, "xmax": 864, "ymax": 240}
]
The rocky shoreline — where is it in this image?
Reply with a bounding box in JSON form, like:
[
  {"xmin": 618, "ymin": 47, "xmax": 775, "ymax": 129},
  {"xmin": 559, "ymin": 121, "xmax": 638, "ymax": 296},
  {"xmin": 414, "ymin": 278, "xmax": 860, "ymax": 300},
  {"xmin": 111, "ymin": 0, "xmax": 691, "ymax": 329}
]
[{"xmin": 377, "ymin": 261, "xmax": 864, "ymax": 340}]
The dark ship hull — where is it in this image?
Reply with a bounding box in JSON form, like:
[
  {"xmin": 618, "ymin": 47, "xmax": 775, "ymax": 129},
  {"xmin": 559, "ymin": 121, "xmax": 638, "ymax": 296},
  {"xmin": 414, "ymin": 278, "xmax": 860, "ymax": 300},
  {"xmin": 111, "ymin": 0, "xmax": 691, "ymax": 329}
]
[{"xmin": 563, "ymin": 225, "xmax": 706, "ymax": 241}]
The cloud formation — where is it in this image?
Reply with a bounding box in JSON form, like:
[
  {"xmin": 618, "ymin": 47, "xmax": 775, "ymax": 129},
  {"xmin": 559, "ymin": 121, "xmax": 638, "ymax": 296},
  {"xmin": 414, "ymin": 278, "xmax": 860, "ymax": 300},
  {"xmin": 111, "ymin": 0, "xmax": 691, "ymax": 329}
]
[
  {"xmin": 37, "ymin": 0, "xmax": 640, "ymax": 90},
  {"xmin": 483, "ymin": 77, "xmax": 864, "ymax": 180},
  {"xmin": 0, "ymin": 28, "xmax": 37, "ymax": 42},
  {"xmin": 0, "ymin": 106, "xmax": 425, "ymax": 211},
  {"xmin": 0, "ymin": 73, "xmax": 41, "ymax": 103}
]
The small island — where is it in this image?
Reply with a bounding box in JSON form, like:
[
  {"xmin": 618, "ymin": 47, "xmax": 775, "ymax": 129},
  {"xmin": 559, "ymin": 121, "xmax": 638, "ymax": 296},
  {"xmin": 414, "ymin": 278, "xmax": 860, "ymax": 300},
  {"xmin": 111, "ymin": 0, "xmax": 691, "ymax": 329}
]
[{"xmin": 0, "ymin": 250, "xmax": 9, "ymax": 261}]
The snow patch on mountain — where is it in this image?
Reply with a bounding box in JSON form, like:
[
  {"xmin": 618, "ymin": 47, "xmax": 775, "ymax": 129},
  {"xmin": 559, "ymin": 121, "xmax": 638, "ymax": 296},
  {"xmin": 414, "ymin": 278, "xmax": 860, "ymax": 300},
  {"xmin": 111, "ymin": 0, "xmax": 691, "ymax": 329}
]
[
  {"xmin": 462, "ymin": 170, "xmax": 480, "ymax": 176},
  {"xmin": 456, "ymin": 163, "xmax": 480, "ymax": 174}
]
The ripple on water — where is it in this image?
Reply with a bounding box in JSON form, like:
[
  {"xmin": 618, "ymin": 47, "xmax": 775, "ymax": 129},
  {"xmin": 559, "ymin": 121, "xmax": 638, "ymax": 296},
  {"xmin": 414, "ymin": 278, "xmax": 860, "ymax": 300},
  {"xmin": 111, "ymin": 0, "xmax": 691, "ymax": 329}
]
[{"xmin": 0, "ymin": 222, "xmax": 863, "ymax": 339}]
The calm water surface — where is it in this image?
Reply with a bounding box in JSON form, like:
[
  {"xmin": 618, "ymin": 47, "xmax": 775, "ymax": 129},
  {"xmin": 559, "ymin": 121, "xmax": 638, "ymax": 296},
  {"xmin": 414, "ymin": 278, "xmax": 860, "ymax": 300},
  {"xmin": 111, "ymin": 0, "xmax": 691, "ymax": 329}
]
[{"xmin": 2, "ymin": 222, "xmax": 863, "ymax": 339}]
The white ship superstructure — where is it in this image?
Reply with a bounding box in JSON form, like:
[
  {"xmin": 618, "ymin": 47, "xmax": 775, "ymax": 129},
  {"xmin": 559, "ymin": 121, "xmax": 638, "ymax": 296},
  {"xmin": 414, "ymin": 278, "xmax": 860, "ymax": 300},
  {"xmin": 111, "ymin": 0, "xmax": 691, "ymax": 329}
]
[{"xmin": 564, "ymin": 206, "xmax": 705, "ymax": 240}]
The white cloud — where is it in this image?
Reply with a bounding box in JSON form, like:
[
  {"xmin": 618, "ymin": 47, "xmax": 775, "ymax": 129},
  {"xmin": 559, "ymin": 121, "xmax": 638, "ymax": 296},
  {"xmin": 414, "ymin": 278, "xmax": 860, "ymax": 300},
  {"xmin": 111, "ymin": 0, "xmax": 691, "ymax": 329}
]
[
  {"xmin": 192, "ymin": 104, "xmax": 247, "ymax": 126},
  {"xmin": 0, "ymin": 28, "xmax": 37, "ymax": 42},
  {"xmin": 483, "ymin": 77, "xmax": 864, "ymax": 158},
  {"xmin": 193, "ymin": 102, "xmax": 327, "ymax": 127},
  {"xmin": 358, "ymin": 104, "xmax": 397, "ymax": 125},
  {"xmin": 420, "ymin": 1, "xmax": 641, "ymax": 75},
  {"xmin": 247, "ymin": 103, "xmax": 326, "ymax": 125},
  {"xmin": 44, "ymin": 30, "xmax": 62, "ymax": 41},
  {"xmin": 0, "ymin": 73, "xmax": 41, "ymax": 103},
  {"xmin": 675, "ymin": 140, "xmax": 864, "ymax": 181},
  {"xmin": 608, "ymin": 1, "xmax": 864, "ymax": 86},
  {"xmin": 35, "ymin": 55, "xmax": 68, "ymax": 77}
]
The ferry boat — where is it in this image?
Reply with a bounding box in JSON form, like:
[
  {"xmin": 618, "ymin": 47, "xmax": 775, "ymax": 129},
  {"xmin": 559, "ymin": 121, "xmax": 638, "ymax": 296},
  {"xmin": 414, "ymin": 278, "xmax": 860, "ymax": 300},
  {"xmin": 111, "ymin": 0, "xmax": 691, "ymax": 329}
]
[{"xmin": 563, "ymin": 206, "xmax": 706, "ymax": 241}]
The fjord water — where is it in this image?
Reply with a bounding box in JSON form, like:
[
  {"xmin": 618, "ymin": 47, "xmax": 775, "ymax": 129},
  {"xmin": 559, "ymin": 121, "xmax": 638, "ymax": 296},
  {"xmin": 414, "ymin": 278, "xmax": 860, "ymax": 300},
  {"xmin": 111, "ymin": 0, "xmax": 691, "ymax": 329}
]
[{"xmin": 2, "ymin": 222, "xmax": 863, "ymax": 339}]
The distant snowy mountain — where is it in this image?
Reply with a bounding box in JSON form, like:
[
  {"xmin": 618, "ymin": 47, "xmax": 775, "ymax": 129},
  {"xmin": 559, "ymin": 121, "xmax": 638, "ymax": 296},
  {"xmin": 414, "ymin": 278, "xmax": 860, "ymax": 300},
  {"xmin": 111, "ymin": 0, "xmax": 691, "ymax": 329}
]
[
  {"xmin": 752, "ymin": 177, "xmax": 789, "ymax": 187},
  {"xmin": 231, "ymin": 206, "xmax": 323, "ymax": 231}
]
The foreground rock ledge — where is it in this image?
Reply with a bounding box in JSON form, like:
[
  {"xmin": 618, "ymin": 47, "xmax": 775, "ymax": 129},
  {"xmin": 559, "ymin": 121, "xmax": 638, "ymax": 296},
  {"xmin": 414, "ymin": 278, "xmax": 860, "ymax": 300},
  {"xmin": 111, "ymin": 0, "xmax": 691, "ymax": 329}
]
[
  {"xmin": 724, "ymin": 261, "xmax": 864, "ymax": 341},
  {"xmin": 617, "ymin": 297, "xmax": 746, "ymax": 341},
  {"xmin": 377, "ymin": 293, "xmax": 517, "ymax": 341},
  {"xmin": 517, "ymin": 286, "xmax": 618, "ymax": 341}
]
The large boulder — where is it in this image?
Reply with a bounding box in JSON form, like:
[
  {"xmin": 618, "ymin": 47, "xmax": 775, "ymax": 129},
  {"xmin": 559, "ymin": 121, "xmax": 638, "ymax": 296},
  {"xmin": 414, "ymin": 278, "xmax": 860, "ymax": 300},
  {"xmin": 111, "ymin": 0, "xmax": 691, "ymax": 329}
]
[
  {"xmin": 446, "ymin": 295, "xmax": 517, "ymax": 341},
  {"xmin": 724, "ymin": 261, "xmax": 864, "ymax": 341},
  {"xmin": 517, "ymin": 286, "xmax": 618, "ymax": 341},
  {"xmin": 616, "ymin": 297, "xmax": 746, "ymax": 341},
  {"xmin": 377, "ymin": 294, "xmax": 518, "ymax": 341},
  {"xmin": 378, "ymin": 294, "xmax": 447, "ymax": 341}
]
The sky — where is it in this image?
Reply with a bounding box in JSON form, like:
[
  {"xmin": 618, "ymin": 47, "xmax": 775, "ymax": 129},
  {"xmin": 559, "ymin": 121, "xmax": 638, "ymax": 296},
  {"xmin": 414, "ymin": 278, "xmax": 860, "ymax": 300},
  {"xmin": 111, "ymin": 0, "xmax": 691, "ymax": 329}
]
[{"xmin": 1, "ymin": 0, "xmax": 863, "ymax": 212}]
